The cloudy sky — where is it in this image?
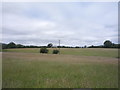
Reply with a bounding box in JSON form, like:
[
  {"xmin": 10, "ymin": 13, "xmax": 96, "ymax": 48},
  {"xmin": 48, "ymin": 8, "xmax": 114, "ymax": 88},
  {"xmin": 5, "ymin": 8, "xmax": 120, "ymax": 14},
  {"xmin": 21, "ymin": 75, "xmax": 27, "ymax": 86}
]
[{"xmin": 2, "ymin": 2, "xmax": 118, "ymax": 46}]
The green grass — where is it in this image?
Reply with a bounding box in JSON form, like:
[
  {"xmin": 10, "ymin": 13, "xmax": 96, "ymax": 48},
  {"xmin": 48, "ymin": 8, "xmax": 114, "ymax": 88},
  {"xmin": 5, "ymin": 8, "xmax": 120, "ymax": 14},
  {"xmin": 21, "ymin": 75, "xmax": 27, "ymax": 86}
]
[
  {"xmin": 3, "ymin": 60, "xmax": 118, "ymax": 88},
  {"xmin": 2, "ymin": 48, "xmax": 118, "ymax": 88},
  {"xmin": 0, "ymin": 52, "xmax": 2, "ymax": 89},
  {"xmin": 3, "ymin": 48, "xmax": 118, "ymax": 58},
  {"xmin": 3, "ymin": 48, "xmax": 39, "ymax": 53},
  {"xmin": 60, "ymin": 48, "xmax": 118, "ymax": 58}
]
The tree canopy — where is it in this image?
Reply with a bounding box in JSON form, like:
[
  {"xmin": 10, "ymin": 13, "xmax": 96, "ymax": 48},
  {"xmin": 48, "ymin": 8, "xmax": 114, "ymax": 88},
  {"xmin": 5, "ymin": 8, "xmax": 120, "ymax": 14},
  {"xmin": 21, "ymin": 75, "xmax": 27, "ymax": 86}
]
[
  {"xmin": 47, "ymin": 43, "xmax": 53, "ymax": 48},
  {"xmin": 104, "ymin": 40, "xmax": 112, "ymax": 48},
  {"xmin": 7, "ymin": 42, "xmax": 16, "ymax": 48}
]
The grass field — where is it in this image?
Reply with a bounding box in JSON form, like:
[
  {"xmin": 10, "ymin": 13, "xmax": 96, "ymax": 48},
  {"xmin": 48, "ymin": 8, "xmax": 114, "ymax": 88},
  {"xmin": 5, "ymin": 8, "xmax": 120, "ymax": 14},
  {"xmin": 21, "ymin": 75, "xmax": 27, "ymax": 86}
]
[
  {"xmin": 2, "ymin": 48, "xmax": 118, "ymax": 88},
  {"xmin": 3, "ymin": 48, "xmax": 118, "ymax": 58}
]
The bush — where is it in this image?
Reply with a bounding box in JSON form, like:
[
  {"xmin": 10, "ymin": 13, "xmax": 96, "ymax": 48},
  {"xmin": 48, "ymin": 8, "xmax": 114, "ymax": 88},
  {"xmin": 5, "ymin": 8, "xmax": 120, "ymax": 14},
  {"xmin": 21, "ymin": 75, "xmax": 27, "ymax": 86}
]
[
  {"xmin": 53, "ymin": 50, "xmax": 59, "ymax": 54},
  {"xmin": 40, "ymin": 48, "xmax": 49, "ymax": 53}
]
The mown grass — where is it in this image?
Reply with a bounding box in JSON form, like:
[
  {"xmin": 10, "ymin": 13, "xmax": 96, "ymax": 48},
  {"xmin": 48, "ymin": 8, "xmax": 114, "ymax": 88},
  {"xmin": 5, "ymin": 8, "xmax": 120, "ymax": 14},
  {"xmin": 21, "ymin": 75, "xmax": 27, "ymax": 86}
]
[
  {"xmin": 2, "ymin": 51, "xmax": 118, "ymax": 88},
  {"xmin": 3, "ymin": 48, "xmax": 118, "ymax": 58}
]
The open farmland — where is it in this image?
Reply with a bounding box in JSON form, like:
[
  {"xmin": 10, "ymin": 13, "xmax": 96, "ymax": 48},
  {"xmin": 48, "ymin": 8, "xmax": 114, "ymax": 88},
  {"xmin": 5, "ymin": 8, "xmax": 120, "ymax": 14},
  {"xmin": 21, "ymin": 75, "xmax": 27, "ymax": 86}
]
[
  {"xmin": 3, "ymin": 48, "xmax": 118, "ymax": 58},
  {"xmin": 2, "ymin": 48, "xmax": 118, "ymax": 88}
]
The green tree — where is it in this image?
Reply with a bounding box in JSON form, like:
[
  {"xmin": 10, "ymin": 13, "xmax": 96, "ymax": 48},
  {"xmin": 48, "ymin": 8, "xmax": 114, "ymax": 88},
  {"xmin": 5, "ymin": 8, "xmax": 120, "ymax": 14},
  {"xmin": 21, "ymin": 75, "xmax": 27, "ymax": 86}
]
[
  {"xmin": 7, "ymin": 42, "xmax": 16, "ymax": 48},
  {"xmin": 104, "ymin": 40, "xmax": 112, "ymax": 48},
  {"xmin": 16, "ymin": 44, "xmax": 24, "ymax": 48},
  {"xmin": 47, "ymin": 43, "xmax": 53, "ymax": 48},
  {"xmin": 1, "ymin": 43, "xmax": 7, "ymax": 49},
  {"xmin": 84, "ymin": 45, "xmax": 87, "ymax": 48}
]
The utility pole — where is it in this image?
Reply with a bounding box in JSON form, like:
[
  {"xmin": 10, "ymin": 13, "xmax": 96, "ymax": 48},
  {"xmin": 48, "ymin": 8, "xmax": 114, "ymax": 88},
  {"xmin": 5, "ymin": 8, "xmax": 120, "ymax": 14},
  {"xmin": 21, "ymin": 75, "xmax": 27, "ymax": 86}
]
[{"xmin": 59, "ymin": 40, "xmax": 60, "ymax": 54}]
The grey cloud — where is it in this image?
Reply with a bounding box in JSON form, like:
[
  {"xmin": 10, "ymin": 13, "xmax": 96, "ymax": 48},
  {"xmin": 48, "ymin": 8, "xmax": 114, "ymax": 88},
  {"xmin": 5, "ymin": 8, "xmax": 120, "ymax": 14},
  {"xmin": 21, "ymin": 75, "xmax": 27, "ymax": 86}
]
[
  {"xmin": 2, "ymin": 2, "xmax": 118, "ymax": 46},
  {"xmin": 2, "ymin": 27, "xmax": 29, "ymax": 35},
  {"xmin": 105, "ymin": 25, "xmax": 117, "ymax": 28}
]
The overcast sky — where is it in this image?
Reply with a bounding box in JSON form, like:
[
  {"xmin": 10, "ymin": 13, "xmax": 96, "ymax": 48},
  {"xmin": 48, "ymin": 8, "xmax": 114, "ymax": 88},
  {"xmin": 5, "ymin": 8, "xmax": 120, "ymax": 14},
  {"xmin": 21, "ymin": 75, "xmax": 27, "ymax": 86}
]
[{"xmin": 2, "ymin": 2, "xmax": 118, "ymax": 46}]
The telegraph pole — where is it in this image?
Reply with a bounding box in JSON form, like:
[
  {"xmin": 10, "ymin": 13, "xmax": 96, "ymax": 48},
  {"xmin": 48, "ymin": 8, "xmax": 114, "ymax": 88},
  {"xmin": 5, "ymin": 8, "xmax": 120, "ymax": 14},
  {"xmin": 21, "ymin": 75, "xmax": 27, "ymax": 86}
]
[{"xmin": 59, "ymin": 40, "xmax": 60, "ymax": 54}]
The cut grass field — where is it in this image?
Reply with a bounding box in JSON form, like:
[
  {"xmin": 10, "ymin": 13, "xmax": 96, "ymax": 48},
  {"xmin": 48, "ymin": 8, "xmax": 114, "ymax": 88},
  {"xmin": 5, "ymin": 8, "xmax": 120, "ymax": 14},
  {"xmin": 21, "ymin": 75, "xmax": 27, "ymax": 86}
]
[
  {"xmin": 2, "ymin": 48, "xmax": 118, "ymax": 88},
  {"xmin": 3, "ymin": 48, "xmax": 118, "ymax": 58}
]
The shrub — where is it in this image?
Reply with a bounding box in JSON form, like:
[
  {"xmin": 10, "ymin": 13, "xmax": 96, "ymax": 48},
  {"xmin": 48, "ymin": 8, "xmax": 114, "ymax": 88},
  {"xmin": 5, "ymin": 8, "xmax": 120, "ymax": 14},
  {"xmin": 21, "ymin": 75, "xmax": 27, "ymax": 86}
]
[
  {"xmin": 40, "ymin": 48, "xmax": 49, "ymax": 53},
  {"xmin": 53, "ymin": 50, "xmax": 59, "ymax": 54}
]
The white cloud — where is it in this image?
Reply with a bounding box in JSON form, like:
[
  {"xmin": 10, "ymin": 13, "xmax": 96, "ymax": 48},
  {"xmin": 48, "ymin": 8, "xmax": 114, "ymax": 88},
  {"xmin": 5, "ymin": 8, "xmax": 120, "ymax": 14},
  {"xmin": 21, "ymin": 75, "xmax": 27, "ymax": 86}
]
[{"xmin": 2, "ymin": 2, "xmax": 118, "ymax": 46}]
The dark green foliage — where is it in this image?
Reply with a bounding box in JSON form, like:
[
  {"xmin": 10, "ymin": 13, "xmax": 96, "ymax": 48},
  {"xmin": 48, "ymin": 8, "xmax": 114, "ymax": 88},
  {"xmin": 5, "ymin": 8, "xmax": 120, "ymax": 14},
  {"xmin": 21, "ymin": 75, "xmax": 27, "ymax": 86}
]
[
  {"xmin": 1, "ymin": 40, "xmax": 120, "ymax": 49},
  {"xmin": 2, "ymin": 43, "xmax": 7, "ymax": 49},
  {"xmin": 75, "ymin": 46, "xmax": 80, "ymax": 48},
  {"xmin": 47, "ymin": 43, "xmax": 53, "ymax": 48},
  {"xmin": 57, "ymin": 46, "xmax": 73, "ymax": 48},
  {"xmin": 7, "ymin": 42, "xmax": 16, "ymax": 48},
  {"xmin": 111, "ymin": 43, "xmax": 120, "ymax": 48},
  {"xmin": 84, "ymin": 45, "xmax": 87, "ymax": 48},
  {"xmin": 16, "ymin": 44, "xmax": 24, "ymax": 48},
  {"xmin": 104, "ymin": 40, "xmax": 112, "ymax": 48},
  {"xmin": 53, "ymin": 49, "xmax": 59, "ymax": 54},
  {"xmin": 40, "ymin": 48, "xmax": 49, "ymax": 53}
]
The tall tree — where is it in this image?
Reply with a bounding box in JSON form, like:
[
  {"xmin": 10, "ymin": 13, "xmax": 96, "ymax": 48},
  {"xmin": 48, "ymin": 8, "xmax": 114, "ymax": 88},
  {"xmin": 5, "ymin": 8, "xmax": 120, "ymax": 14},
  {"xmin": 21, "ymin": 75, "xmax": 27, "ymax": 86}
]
[
  {"xmin": 7, "ymin": 42, "xmax": 16, "ymax": 48},
  {"xmin": 104, "ymin": 40, "xmax": 112, "ymax": 48}
]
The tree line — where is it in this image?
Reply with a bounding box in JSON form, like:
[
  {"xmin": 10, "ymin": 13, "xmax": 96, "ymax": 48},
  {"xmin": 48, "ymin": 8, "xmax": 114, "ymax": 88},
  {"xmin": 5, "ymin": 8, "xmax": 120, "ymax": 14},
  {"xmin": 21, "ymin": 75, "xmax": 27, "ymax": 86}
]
[
  {"xmin": 1, "ymin": 40, "xmax": 120, "ymax": 49},
  {"xmin": 88, "ymin": 40, "xmax": 120, "ymax": 48}
]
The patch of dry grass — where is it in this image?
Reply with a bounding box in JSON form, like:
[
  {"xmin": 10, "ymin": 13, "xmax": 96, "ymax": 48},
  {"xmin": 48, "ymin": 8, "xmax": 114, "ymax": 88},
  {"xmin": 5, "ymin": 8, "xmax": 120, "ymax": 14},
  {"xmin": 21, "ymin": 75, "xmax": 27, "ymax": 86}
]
[{"xmin": 3, "ymin": 52, "xmax": 118, "ymax": 64}]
